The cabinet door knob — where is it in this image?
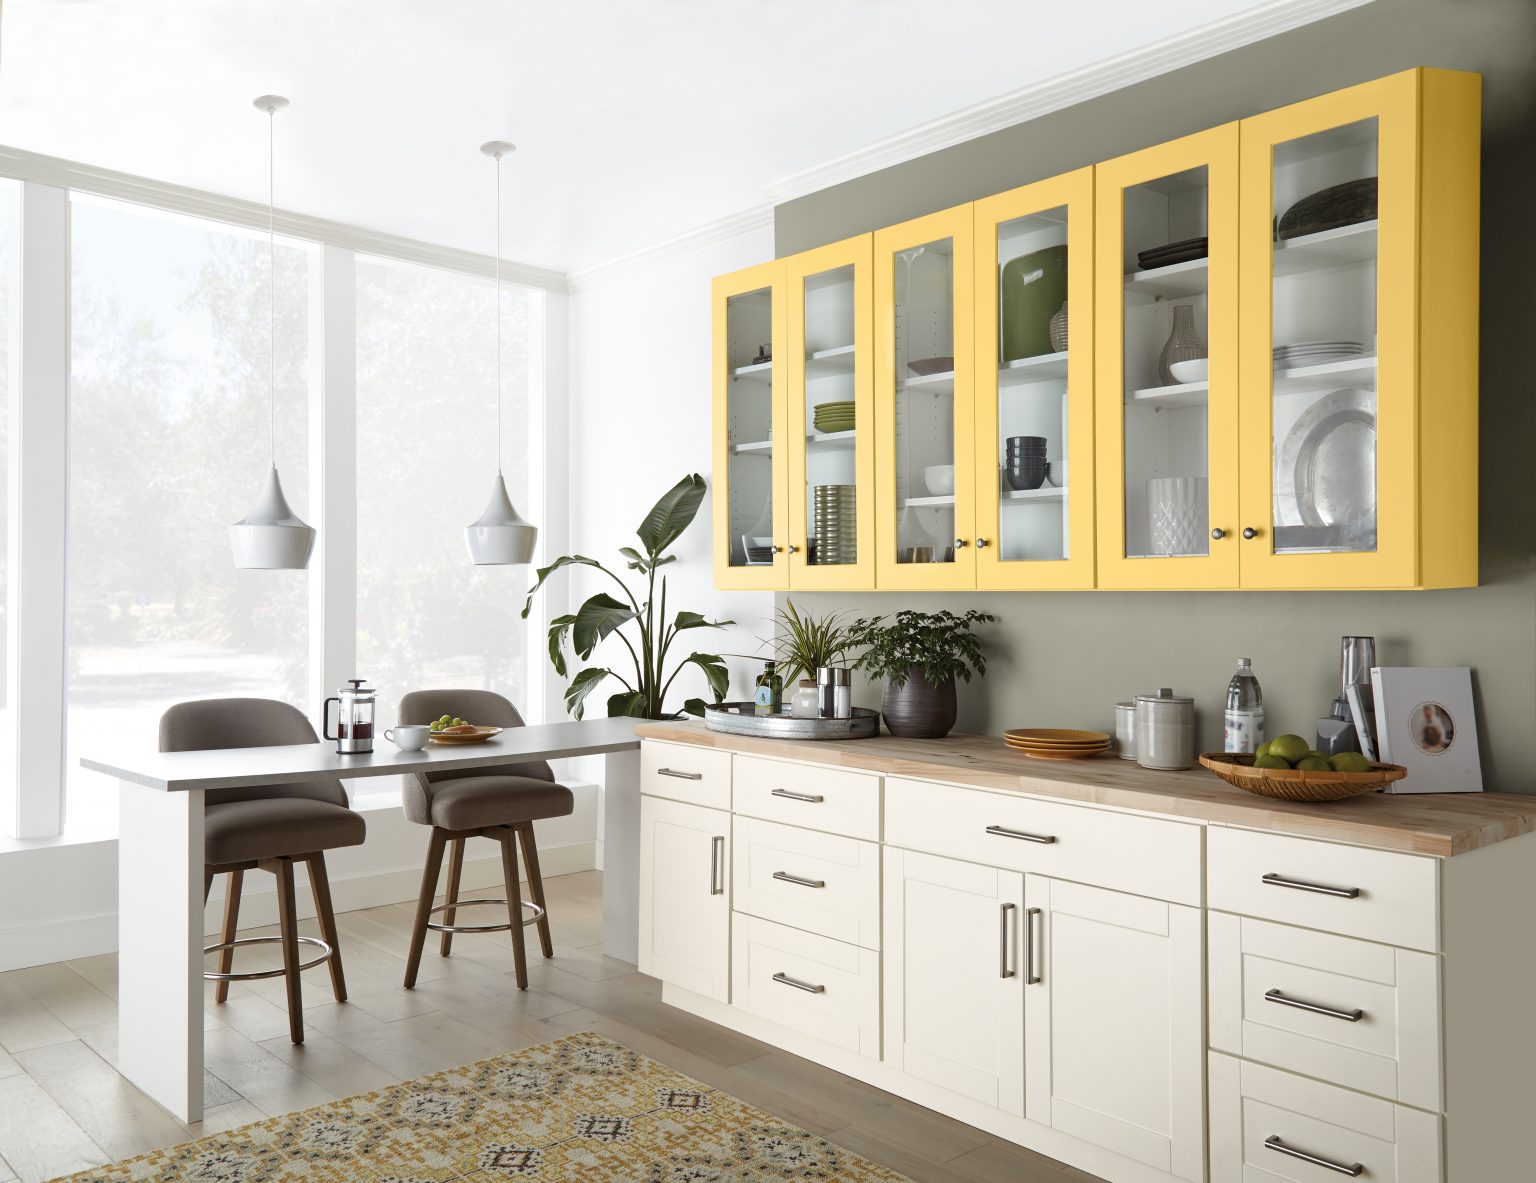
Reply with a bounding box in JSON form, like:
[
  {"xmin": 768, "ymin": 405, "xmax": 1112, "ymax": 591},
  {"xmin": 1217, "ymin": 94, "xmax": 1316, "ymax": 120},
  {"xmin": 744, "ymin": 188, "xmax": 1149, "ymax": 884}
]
[
  {"xmin": 1210, "ymin": 528, "xmax": 1226, "ymax": 540},
  {"xmin": 975, "ymin": 538, "xmax": 990, "ymax": 549},
  {"xmin": 786, "ymin": 544, "xmax": 799, "ymax": 554},
  {"xmin": 770, "ymin": 545, "xmax": 784, "ymax": 554},
  {"xmin": 954, "ymin": 538, "xmax": 968, "ymax": 548},
  {"xmin": 1242, "ymin": 527, "xmax": 1259, "ymax": 540}
]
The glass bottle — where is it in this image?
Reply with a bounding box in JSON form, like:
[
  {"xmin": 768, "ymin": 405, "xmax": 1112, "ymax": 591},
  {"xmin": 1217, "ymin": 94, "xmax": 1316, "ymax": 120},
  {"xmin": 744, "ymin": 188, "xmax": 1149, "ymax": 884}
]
[
  {"xmin": 1223, "ymin": 658, "xmax": 1265, "ymax": 754},
  {"xmin": 753, "ymin": 661, "xmax": 783, "ymax": 714}
]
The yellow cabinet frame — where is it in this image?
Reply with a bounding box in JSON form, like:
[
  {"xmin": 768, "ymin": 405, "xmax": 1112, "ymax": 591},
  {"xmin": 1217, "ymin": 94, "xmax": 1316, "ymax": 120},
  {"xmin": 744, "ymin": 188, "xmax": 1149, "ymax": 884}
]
[
  {"xmin": 785, "ymin": 234, "xmax": 876, "ymax": 591},
  {"xmin": 873, "ymin": 205, "xmax": 977, "ymax": 590},
  {"xmin": 1237, "ymin": 67, "xmax": 1479, "ymax": 590},
  {"xmin": 973, "ymin": 168, "xmax": 1096, "ymax": 590},
  {"xmin": 1094, "ymin": 123, "xmax": 1241, "ymax": 590}
]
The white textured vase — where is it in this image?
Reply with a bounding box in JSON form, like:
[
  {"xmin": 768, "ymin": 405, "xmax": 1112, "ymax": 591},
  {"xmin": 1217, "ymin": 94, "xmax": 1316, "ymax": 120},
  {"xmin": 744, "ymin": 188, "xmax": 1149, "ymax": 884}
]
[{"xmin": 1148, "ymin": 477, "xmax": 1208, "ymax": 556}]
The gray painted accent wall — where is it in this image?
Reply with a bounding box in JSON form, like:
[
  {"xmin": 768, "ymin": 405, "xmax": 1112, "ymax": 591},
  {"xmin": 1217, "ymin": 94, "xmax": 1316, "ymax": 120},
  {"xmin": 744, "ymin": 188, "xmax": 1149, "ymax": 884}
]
[{"xmin": 770, "ymin": 0, "xmax": 1536, "ymax": 791}]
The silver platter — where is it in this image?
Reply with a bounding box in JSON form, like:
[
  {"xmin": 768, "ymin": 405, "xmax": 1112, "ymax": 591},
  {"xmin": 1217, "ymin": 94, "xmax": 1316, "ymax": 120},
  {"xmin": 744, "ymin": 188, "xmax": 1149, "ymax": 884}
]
[
  {"xmin": 703, "ymin": 703, "xmax": 880, "ymax": 741},
  {"xmin": 1275, "ymin": 388, "xmax": 1377, "ymax": 545}
]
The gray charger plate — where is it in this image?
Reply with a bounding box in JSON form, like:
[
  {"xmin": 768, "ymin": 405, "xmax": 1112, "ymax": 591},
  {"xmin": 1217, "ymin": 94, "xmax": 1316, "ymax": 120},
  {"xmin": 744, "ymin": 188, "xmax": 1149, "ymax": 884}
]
[{"xmin": 704, "ymin": 703, "xmax": 880, "ymax": 740}]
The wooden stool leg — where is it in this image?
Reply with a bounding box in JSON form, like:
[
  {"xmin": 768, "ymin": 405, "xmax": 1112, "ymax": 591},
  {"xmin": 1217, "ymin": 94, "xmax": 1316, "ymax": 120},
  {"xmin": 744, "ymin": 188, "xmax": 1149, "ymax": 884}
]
[
  {"xmin": 273, "ymin": 858, "xmax": 305, "ymax": 1045},
  {"xmin": 404, "ymin": 829, "xmax": 448, "ymax": 989},
  {"xmin": 306, "ymin": 854, "xmax": 347, "ymax": 1003},
  {"xmin": 440, "ymin": 838, "xmax": 465, "ymax": 958},
  {"xmin": 498, "ymin": 827, "xmax": 529, "ymax": 990},
  {"xmin": 215, "ymin": 868, "xmax": 244, "ymax": 1004},
  {"xmin": 517, "ymin": 823, "xmax": 553, "ymax": 959}
]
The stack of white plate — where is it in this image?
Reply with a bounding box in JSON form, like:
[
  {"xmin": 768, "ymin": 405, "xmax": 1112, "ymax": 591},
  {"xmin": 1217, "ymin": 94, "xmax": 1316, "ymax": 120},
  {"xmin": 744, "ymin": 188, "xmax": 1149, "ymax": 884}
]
[{"xmin": 1273, "ymin": 340, "xmax": 1365, "ymax": 370}]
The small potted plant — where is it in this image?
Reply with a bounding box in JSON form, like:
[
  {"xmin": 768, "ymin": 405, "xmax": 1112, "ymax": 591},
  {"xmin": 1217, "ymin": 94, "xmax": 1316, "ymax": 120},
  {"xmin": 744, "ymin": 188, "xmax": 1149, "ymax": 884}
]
[
  {"xmin": 852, "ymin": 609, "xmax": 996, "ymax": 738},
  {"xmin": 768, "ymin": 600, "xmax": 865, "ymax": 718}
]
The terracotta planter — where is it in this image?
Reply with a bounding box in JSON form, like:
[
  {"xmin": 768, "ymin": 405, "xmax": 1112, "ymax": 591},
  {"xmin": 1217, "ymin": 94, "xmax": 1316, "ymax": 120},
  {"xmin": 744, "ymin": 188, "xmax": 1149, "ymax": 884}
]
[{"xmin": 881, "ymin": 668, "xmax": 958, "ymax": 739}]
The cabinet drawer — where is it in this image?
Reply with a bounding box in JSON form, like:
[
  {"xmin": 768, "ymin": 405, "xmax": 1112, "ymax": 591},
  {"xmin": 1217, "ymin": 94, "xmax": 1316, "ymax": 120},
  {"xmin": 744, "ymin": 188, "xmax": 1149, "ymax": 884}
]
[
  {"xmin": 1208, "ymin": 828, "xmax": 1440, "ymax": 952},
  {"xmin": 731, "ymin": 913, "xmax": 880, "ymax": 1059},
  {"xmin": 732, "ymin": 816, "xmax": 880, "ymax": 949},
  {"xmin": 884, "ymin": 777, "xmax": 1202, "ymax": 906},
  {"xmin": 732, "ymin": 754, "xmax": 880, "ymax": 840},
  {"xmin": 1210, "ymin": 913, "xmax": 1441, "ymax": 1110},
  {"xmin": 1209, "ymin": 1052, "xmax": 1441, "ymax": 1183},
  {"xmin": 641, "ymin": 741, "xmax": 731, "ymax": 810}
]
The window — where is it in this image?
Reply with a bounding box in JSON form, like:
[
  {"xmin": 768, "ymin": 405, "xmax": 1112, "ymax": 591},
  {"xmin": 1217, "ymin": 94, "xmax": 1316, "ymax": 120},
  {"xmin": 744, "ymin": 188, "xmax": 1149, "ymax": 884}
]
[
  {"xmin": 0, "ymin": 179, "xmax": 16, "ymax": 762},
  {"xmin": 354, "ymin": 255, "xmax": 538, "ymax": 724},
  {"xmin": 65, "ymin": 196, "xmax": 314, "ymax": 825}
]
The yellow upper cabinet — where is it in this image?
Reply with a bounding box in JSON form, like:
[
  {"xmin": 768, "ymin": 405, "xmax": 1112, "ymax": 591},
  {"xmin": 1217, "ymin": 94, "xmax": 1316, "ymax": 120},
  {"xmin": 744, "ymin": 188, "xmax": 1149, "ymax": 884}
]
[
  {"xmin": 1237, "ymin": 67, "xmax": 1480, "ymax": 590},
  {"xmin": 1095, "ymin": 124, "xmax": 1241, "ymax": 590},
  {"xmin": 873, "ymin": 205, "xmax": 978, "ymax": 590},
  {"xmin": 973, "ymin": 168, "xmax": 1096, "ymax": 591},
  {"xmin": 785, "ymin": 235, "xmax": 876, "ymax": 590},
  {"xmin": 712, "ymin": 259, "xmax": 789, "ymax": 590}
]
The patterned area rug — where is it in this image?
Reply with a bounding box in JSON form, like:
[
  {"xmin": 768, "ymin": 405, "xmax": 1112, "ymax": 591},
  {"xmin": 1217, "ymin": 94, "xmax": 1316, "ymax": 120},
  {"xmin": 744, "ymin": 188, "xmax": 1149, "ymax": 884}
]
[{"xmin": 57, "ymin": 1032, "xmax": 911, "ymax": 1181}]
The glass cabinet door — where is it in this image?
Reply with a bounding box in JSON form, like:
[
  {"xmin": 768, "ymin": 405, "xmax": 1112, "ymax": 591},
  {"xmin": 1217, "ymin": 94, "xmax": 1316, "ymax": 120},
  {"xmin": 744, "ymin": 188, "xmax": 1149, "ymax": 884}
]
[
  {"xmin": 785, "ymin": 235, "xmax": 874, "ymax": 590},
  {"xmin": 1235, "ymin": 69, "xmax": 1475, "ymax": 588},
  {"xmin": 873, "ymin": 206, "xmax": 975, "ymax": 589},
  {"xmin": 1095, "ymin": 124, "xmax": 1240, "ymax": 589},
  {"xmin": 712, "ymin": 259, "xmax": 789, "ymax": 590},
  {"xmin": 973, "ymin": 168, "xmax": 1095, "ymax": 590}
]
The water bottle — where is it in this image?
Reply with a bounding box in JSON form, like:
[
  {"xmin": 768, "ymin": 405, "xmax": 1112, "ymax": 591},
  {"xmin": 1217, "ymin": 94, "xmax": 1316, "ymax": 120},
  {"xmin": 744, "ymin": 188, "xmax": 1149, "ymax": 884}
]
[{"xmin": 1224, "ymin": 658, "xmax": 1265, "ymax": 754}]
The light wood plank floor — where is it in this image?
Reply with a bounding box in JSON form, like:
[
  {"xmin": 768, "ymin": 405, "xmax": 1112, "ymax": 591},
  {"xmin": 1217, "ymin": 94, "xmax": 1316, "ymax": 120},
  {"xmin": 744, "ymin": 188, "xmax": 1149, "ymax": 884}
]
[{"xmin": 0, "ymin": 871, "xmax": 1104, "ymax": 1183}]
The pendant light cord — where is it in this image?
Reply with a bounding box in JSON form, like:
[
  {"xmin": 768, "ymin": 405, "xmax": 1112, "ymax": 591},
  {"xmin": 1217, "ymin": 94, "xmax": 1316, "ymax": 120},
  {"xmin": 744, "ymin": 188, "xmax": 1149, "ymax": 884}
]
[
  {"xmin": 494, "ymin": 150, "xmax": 503, "ymax": 476},
  {"xmin": 267, "ymin": 103, "xmax": 276, "ymax": 469}
]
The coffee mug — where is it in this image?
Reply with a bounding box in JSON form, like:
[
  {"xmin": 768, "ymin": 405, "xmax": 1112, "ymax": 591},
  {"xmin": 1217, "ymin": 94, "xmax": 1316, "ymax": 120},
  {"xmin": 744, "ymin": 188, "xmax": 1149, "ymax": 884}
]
[{"xmin": 385, "ymin": 725, "xmax": 430, "ymax": 752}]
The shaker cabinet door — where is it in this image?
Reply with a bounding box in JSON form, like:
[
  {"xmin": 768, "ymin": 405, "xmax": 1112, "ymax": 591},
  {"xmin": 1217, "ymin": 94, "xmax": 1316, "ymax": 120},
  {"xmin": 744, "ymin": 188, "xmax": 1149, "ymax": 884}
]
[{"xmin": 637, "ymin": 796, "xmax": 732, "ymax": 1003}]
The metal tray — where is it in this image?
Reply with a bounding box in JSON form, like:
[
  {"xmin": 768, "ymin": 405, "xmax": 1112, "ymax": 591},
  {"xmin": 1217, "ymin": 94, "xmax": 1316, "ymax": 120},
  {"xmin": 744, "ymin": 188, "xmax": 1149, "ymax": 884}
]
[{"xmin": 703, "ymin": 703, "xmax": 880, "ymax": 741}]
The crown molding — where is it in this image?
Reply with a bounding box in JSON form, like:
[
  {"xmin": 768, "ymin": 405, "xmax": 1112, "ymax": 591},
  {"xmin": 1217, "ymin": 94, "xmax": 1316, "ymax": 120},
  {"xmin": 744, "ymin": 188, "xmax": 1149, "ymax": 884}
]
[
  {"xmin": 567, "ymin": 204, "xmax": 773, "ymax": 293},
  {"xmin": 767, "ymin": 0, "xmax": 1373, "ymax": 204},
  {"xmin": 0, "ymin": 143, "xmax": 568, "ymax": 293}
]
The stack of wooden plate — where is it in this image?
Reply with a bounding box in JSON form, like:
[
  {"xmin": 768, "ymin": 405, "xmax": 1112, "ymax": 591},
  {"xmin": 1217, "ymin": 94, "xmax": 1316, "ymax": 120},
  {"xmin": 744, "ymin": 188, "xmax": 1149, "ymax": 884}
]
[{"xmin": 1003, "ymin": 728, "xmax": 1112, "ymax": 760}]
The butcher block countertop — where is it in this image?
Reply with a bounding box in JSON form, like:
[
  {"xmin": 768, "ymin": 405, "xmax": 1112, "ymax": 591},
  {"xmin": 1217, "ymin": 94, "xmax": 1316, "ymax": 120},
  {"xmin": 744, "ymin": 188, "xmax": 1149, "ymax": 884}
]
[{"xmin": 635, "ymin": 721, "xmax": 1536, "ymax": 859}]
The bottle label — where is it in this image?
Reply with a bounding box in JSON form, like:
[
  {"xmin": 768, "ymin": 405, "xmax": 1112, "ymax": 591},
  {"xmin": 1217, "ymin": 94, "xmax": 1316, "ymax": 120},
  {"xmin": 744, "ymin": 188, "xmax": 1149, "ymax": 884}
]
[{"xmin": 1224, "ymin": 709, "xmax": 1265, "ymax": 754}]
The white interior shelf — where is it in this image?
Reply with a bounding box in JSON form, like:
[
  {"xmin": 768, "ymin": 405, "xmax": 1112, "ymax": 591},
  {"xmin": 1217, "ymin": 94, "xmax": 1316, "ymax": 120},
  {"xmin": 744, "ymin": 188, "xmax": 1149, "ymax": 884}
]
[
  {"xmin": 806, "ymin": 430, "xmax": 857, "ymax": 452},
  {"xmin": 729, "ymin": 439, "xmax": 773, "ymax": 455},
  {"xmin": 1130, "ymin": 380, "xmax": 1209, "ymax": 408},
  {"xmin": 898, "ymin": 494, "xmax": 956, "ymax": 509},
  {"xmin": 1273, "ymin": 220, "xmax": 1378, "ymax": 276},
  {"xmin": 730, "ymin": 360, "xmax": 773, "ymax": 382},
  {"xmin": 902, "ymin": 370, "xmax": 955, "ymax": 395},
  {"xmin": 806, "ymin": 344, "xmax": 856, "ymax": 375},
  {"xmin": 1273, "ymin": 354, "xmax": 1377, "ymax": 393},
  {"xmin": 1125, "ymin": 256, "xmax": 1209, "ymax": 301},
  {"xmin": 1001, "ymin": 486, "xmax": 1066, "ymax": 503},
  {"xmin": 999, "ymin": 351, "xmax": 1069, "ymax": 386}
]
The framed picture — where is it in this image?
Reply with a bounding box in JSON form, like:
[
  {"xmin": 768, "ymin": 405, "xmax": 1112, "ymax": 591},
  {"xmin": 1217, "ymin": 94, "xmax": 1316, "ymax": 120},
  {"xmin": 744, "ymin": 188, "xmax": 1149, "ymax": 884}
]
[{"xmin": 1370, "ymin": 666, "xmax": 1482, "ymax": 794}]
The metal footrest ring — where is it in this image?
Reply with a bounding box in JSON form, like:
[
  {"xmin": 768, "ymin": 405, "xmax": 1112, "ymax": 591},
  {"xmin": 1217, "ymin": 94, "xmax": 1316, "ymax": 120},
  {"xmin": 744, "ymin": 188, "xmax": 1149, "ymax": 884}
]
[
  {"xmin": 425, "ymin": 897, "xmax": 545, "ymax": 934},
  {"xmin": 203, "ymin": 934, "xmax": 333, "ymax": 983}
]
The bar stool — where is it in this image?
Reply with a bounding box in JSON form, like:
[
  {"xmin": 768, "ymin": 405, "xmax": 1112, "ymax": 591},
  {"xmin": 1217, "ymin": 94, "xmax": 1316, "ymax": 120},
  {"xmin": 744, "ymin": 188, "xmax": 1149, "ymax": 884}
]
[
  {"xmin": 159, "ymin": 698, "xmax": 366, "ymax": 1045},
  {"xmin": 397, "ymin": 690, "xmax": 573, "ymax": 990}
]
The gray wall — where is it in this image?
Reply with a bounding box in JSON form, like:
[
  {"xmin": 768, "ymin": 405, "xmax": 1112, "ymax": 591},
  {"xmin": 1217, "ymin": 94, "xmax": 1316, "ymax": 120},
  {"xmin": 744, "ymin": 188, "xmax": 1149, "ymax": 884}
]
[{"xmin": 772, "ymin": 0, "xmax": 1536, "ymax": 792}]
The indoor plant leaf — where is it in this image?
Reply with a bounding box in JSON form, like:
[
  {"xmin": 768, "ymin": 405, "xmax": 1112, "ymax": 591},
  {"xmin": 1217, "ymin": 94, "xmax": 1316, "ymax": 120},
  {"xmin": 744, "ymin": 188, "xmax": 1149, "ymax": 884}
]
[
  {"xmin": 606, "ymin": 690, "xmax": 651, "ymax": 718},
  {"xmin": 635, "ymin": 473, "xmax": 706, "ymax": 560},
  {"xmin": 672, "ymin": 610, "xmax": 733, "ymax": 632},
  {"xmin": 571, "ymin": 592, "xmax": 639, "ymax": 659},
  {"xmin": 521, "ymin": 555, "xmax": 630, "ymax": 619},
  {"xmin": 546, "ymin": 613, "xmax": 577, "ymax": 677},
  {"xmin": 563, "ymin": 667, "xmax": 612, "ymax": 720}
]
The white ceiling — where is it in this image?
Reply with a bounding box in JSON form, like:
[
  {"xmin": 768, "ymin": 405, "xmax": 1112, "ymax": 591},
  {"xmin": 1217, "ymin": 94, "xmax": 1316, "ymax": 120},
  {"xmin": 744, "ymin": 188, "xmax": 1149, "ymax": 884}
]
[{"xmin": 2, "ymin": 0, "xmax": 1300, "ymax": 273}]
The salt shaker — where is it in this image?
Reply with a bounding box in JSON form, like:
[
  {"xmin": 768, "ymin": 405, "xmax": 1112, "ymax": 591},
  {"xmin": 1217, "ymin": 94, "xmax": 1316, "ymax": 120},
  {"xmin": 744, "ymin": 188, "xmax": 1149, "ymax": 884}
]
[
  {"xmin": 1115, "ymin": 701, "xmax": 1138, "ymax": 761},
  {"xmin": 818, "ymin": 667, "xmax": 852, "ymax": 719},
  {"xmin": 1136, "ymin": 688, "xmax": 1195, "ymax": 771}
]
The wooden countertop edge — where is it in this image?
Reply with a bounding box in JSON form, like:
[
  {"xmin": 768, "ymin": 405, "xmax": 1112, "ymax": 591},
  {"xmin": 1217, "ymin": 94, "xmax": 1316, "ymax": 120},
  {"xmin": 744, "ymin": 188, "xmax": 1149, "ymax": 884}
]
[{"xmin": 635, "ymin": 721, "xmax": 1536, "ymax": 859}]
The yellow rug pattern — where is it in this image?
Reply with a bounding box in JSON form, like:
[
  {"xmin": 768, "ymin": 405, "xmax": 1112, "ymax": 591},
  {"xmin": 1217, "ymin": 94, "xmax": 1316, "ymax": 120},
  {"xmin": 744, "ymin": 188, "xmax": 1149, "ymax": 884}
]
[{"xmin": 57, "ymin": 1031, "xmax": 911, "ymax": 1181}]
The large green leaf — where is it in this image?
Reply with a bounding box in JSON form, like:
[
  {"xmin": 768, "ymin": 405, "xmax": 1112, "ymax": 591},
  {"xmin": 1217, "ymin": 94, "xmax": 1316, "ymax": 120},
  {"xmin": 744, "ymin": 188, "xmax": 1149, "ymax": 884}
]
[
  {"xmin": 563, "ymin": 667, "xmax": 612, "ymax": 720},
  {"xmin": 682, "ymin": 698, "xmax": 708, "ymax": 718},
  {"xmin": 571, "ymin": 592, "xmax": 638, "ymax": 659},
  {"xmin": 635, "ymin": 474, "xmax": 706, "ymax": 560},
  {"xmin": 606, "ymin": 690, "xmax": 651, "ymax": 718},
  {"xmin": 521, "ymin": 555, "xmax": 623, "ymax": 619},
  {"xmin": 546, "ymin": 613, "xmax": 577, "ymax": 677},
  {"xmin": 678, "ymin": 651, "xmax": 730, "ymax": 702},
  {"xmin": 672, "ymin": 610, "xmax": 733, "ymax": 632}
]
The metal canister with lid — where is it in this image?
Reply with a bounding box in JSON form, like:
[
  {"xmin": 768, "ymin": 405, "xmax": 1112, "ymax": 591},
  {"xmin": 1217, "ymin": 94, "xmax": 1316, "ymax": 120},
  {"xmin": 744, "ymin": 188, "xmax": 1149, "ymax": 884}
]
[{"xmin": 1135, "ymin": 688, "xmax": 1195, "ymax": 770}]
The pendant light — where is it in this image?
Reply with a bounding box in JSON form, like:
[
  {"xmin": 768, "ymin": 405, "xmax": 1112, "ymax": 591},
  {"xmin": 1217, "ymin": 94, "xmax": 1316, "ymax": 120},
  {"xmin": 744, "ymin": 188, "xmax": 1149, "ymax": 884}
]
[
  {"xmin": 230, "ymin": 95, "xmax": 316, "ymax": 569},
  {"xmin": 465, "ymin": 140, "xmax": 538, "ymax": 566}
]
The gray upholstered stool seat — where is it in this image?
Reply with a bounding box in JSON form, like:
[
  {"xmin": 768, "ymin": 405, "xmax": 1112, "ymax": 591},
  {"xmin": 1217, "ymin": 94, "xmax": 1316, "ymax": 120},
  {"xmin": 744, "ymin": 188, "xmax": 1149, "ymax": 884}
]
[
  {"xmin": 397, "ymin": 688, "xmax": 571, "ymax": 991},
  {"xmin": 159, "ymin": 697, "xmax": 364, "ymax": 1046}
]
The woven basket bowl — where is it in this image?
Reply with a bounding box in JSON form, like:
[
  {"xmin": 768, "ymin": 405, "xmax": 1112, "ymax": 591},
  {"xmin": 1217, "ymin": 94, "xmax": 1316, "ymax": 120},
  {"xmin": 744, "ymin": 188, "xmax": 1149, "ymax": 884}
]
[{"xmin": 1199, "ymin": 752, "xmax": 1408, "ymax": 802}]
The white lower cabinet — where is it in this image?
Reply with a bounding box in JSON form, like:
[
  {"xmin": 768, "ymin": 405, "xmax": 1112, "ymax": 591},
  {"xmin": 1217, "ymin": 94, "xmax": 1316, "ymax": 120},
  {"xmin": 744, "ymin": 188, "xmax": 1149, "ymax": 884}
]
[
  {"xmin": 637, "ymin": 794, "xmax": 731, "ymax": 1002},
  {"xmin": 883, "ymin": 847, "xmax": 1025, "ymax": 1115},
  {"xmin": 731, "ymin": 913, "xmax": 880, "ymax": 1058},
  {"xmin": 1024, "ymin": 876, "xmax": 1206, "ymax": 1181}
]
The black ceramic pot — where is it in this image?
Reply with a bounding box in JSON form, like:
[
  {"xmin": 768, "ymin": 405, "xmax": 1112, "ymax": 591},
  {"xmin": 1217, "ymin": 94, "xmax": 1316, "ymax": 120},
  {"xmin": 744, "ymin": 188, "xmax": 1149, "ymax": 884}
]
[{"xmin": 881, "ymin": 668, "xmax": 958, "ymax": 739}]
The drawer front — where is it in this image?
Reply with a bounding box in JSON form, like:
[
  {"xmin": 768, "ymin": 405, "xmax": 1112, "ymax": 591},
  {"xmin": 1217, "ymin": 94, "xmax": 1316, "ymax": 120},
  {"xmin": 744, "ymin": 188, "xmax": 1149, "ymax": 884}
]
[
  {"xmin": 732, "ymin": 816, "xmax": 881, "ymax": 949},
  {"xmin": 1208, "ymin": 828, "xmax": 1440, "ymax": 952},
  {"xmin": 1209, "ymin": 913, "xmax": 1442, "ymax": 1110},
  {"xmin": 641, "ymin": 741, "xmax": 732, "ymax": 810},
  {"xmin": 884, "ymin": 776, "xmax": 1202, "ymax": 906},
  {"xmin": 732, "ymin": 754, "xmax": 880, "ymax": 840},
  {"xmin": 731, "ymin": 913, "xmax": 880, "ymax": 1059},
  {"xmin": 1209, "ymin": 1052, "xmax": 1441, "ymax": 1183}
]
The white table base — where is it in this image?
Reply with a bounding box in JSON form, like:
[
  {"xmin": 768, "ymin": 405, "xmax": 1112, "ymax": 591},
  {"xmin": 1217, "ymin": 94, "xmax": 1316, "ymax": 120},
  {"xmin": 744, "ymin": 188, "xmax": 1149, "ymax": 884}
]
[{"xmin": 600, "ymin": 748, "xmax": 641, "ymax": 964}]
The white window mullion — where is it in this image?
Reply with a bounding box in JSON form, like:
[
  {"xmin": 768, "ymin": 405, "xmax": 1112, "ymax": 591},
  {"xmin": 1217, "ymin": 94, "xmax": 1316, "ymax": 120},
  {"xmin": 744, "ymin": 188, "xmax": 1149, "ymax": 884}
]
[
  {"xmin": 4, "ymin": 181, "xmax": 69, "ymax": 838},
  {"xmin": 529, "ymin": 288, "xmax": 564, "ymax": 726}
]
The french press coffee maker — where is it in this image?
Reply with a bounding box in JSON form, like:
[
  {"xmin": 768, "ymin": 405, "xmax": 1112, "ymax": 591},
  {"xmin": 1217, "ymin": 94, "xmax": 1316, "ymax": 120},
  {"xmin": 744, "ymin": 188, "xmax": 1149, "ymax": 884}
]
[{"xmin": 323, "ymin": 679, "xmax": 377, "ymax": 755}]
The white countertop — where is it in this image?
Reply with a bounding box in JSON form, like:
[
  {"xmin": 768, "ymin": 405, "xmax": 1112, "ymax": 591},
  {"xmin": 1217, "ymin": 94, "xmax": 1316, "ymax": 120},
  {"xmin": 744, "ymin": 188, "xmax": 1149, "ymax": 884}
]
[{"xmin": 84, "ymin": 717, "xmax": 641, "ymax": 792}]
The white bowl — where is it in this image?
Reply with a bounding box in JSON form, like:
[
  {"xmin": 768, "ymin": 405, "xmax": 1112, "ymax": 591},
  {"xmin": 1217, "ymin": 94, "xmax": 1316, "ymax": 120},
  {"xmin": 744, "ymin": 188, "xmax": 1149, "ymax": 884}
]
[
  {"xmin": 1169, "ymin": 358, "xmax": 1209, "ymax": 384},
  {"xmin": 923, "ymin": 465, "xmax": 956, "ymax": 496}
]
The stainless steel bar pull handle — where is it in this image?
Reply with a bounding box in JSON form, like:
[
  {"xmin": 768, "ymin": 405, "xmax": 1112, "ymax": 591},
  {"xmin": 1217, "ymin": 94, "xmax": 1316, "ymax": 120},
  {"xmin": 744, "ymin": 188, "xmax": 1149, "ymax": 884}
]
[
  {"xmin": 772, "ymin": 972, "xmax": 826, "ymax": 994},
  {"xmin": 999, "ymin": 903, "xmax": 1016, "ymax": 979},
  {"xmin": 709, "ymin": 836, "xmax": 724, "ymax": 895},
  {"xmin": 1265, "ymin": 988, "xmax": 1364, "ymax": 1023},
  {"xmin": 658, "ymin": 768, "xmax": 703, "ymax": 780},
  {"xmin": 986, "ymin": 824, "xmax": 1057, "ymax": 845},
  {"xmin": 1264, "ymin": 1135, "xmax": 1363, "ymax": 1176},
  {"xmin": 1262, "ymin": 872, "xmax": 1361, "ymax": 899},
  {"xmin": 772, "ymin": 871, "xmax": 826, "ymax": 889},
  {"xmin": 771, "ymin": 788, "xmax": 825, "ymax": 803},
  {"xmin": 1025, "ymin": 907, "xmax": 1042, "ymax": 985}
]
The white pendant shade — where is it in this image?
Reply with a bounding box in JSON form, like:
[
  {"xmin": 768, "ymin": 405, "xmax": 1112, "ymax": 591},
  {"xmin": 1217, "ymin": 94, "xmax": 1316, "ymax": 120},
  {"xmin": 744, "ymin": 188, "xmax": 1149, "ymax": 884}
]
[
  {"xmin": 230, "ymin": 465, "xmax": 316, "ymax": 569},
  {"xmin": 465, "ymin": 473, "xmax": 538, "ymax": 565}
]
